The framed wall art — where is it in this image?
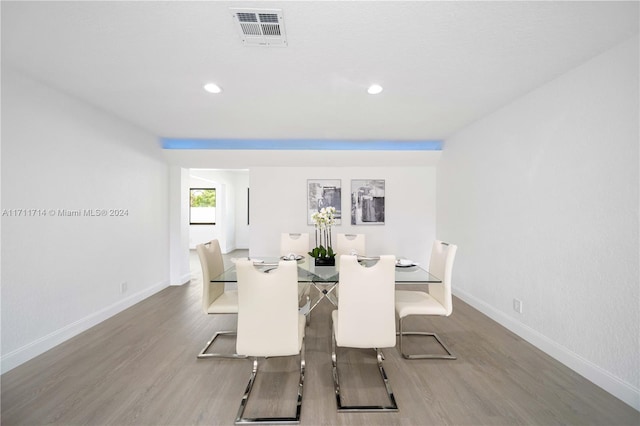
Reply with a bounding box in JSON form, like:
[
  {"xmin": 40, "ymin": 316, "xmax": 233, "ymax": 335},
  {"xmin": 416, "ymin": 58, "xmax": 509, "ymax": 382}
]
[
  {"xmin": 307, "ymin": 179, "xmax": 342, "ymax": 225},
  {"xmin": 351, "ymin": 179, "xmax": 385, "ymax": 225}
]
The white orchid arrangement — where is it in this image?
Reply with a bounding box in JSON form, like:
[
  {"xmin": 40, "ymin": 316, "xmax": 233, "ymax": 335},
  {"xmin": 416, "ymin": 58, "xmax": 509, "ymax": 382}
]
[{"xmin": 309, "ymin": 206, "xmax": 337, "ymax": 259}]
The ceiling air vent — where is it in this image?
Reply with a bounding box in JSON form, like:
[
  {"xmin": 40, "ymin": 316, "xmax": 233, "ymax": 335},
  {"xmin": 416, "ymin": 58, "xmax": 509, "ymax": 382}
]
[{"xmin": 230, "ymin": 8, "xmax": 287, "ymax": 47}]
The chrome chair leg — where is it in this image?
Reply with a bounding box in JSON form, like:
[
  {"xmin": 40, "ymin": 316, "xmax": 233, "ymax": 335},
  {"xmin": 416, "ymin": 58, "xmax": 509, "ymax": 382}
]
[
  {"xmin": 375, "ymin": 348, "xmax": 398, "ymax": 410},
  {"xmin": 300, "ymin": 295, "xmax": 310, "ymax": 326},
  {"xmin": 198, "ymin": 331, "xmax": 247, "ymax": 359},
  {"xmin": 298, "ymin": 286, "xmax": 311, "ymax": 326},
  {"xmin": 235, "ymin": 339, "xmax": 306, "ymax": 424},
  {"xmin": 397, "ymin": 317, "xmax": 456, "ymax": 360},
  {"xmin": 331, "ymin": 328, "xmax": 398, "ymax": 412}
]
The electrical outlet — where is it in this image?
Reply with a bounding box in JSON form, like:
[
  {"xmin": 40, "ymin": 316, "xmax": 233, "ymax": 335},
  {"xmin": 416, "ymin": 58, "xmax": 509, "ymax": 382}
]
[
  {"xmin": 513, "ymin": 298, "xmax": 523, "ymax": 314},
  {"xmin": 120, "ymin": 282, "xmax": 128, "ymax": 294}
]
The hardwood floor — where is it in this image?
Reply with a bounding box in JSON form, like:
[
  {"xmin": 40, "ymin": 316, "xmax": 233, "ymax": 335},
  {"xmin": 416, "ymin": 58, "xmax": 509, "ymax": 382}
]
[{"xmin": 2, "ymin": 250, "xmax": 638, "ymax": 425}]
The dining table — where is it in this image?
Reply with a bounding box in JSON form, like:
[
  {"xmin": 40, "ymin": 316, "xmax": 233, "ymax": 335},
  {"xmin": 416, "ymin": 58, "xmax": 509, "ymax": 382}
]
[{"xmin": 210, "ymin": 255, "xmax": 442, "ymax": 313}]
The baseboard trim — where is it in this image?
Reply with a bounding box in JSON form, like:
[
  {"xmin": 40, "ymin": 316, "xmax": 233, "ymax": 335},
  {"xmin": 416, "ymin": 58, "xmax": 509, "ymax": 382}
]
[
  {"xmin": 453, "ymin": 288, "xmax": 640, "ymax": 411},
  {"xmin": 170, "ymin": 271, "xmax": 192, "ymax": 286},
  {"xmin": 1, "ymin": 279, "xmax": 170, "ymax": 374}
]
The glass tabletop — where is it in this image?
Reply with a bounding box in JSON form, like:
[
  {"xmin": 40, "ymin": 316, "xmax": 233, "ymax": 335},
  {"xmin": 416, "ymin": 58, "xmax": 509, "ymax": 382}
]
[{"xmin": 211, "ymin": 257, "xmax": 442, "ymax": 284}]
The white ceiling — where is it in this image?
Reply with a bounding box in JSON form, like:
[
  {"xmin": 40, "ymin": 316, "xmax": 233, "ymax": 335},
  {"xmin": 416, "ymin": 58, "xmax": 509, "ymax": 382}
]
[{"xmin": 2, "ymin": 1, "xmax": 638, "ymax": 141}]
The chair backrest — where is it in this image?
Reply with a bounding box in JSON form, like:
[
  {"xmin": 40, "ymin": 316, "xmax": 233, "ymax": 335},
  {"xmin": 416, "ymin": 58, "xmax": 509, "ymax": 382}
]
[
  {"xmin": 196, "ymin": 240, "xmax": 225, "ymax": 313},
  {"xmin": 336, "ymin": 233, "xmax": 366, "ymax": 256},
  {"xmin": 335, "ymin": 254, "xmax": 396, "ymax": 348},
  {"xmin": 280, "ymin": 233, "xmax": 310, "ymax": 256},
  {"xmin": 235, "ymin": 260, "xmax": 301, "ymax": 357},
  {"xmin": 428, "ymin": 240, "xmax": 457, "ymax": 316}
]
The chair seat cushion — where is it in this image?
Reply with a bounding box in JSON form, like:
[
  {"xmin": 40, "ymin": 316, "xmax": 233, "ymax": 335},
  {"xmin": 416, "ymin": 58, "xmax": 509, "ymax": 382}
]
[
  {"xmin": 206, "ymin": 290, "xmax": 238, "ymax": 314},
  {"xmin": 395, "ymin": 290, "xmax": 447, "ymax": 318},
  {"xmin": 332, "ymin": 310, "xmax": 395, "ymax": 349}
]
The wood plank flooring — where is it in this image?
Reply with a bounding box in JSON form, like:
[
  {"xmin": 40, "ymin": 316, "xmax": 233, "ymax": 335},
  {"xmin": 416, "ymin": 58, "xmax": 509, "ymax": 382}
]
[{"xmin": 2, "ymin": 250, "xmax": 638, "ymax": 425}]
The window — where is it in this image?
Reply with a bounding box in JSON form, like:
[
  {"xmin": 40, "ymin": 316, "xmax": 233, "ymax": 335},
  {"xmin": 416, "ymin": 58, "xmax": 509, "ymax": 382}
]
[{"xmin": 190, "ymin": 188, "xmax": 216, "ymax": 225}]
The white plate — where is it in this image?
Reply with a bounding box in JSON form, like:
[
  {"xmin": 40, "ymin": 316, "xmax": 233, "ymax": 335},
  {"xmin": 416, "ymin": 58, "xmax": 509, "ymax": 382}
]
[
  {"xmin": 281, "ymin": 254, "xmax": 304, "ymax": 261},
  {"xmin": 396, "ymin": 259, "xmax": 417, "ymax": 268},
  {"xmin": 231, "ymin": 258, "xmax": 264, "ymax": 264}
]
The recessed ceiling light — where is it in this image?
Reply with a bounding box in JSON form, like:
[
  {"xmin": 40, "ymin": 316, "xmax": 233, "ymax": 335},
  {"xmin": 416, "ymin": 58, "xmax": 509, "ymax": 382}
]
[
  {"xmin": 204, "ymin": 83, "xmax": 222, "ymax": 94},
  {"xmin": 367, "ymin": 84, "xmax": 383, "ymax": 95}
]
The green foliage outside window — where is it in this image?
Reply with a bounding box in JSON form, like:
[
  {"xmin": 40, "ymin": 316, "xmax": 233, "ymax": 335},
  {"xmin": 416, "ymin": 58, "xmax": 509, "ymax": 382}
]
[{"xmin": 190, "ymin": 189, "xmax": 216, "ymax": 207}]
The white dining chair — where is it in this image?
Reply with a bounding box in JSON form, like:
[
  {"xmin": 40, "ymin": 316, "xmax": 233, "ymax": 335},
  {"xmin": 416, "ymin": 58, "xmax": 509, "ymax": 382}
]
[
  {"xmin": 335, "ymin": 233, "xmax": 366, "ymax": 257},
  {"xmin": 280, "ymin": 232, "xmax": 311, "ymax": 323},
  {"xmin": 196, "ymin": 240, "xmax": 246, "ymax": 359},
  {"xmin": 331, "ymin": 254, "xmax": 398, "ymax": 412},
  {"xmin": 395, "ymin": 240, "xmax": 458, "ymax": 359},
  {"xmin": 234, "ymin": 259, "xmax": 306, "ymax": 424},
  {"xmin": 334, "ymin": 233, "xmax": 367, "ymax": 298},
  {"xmin": 280, "ymin": 232, "xmax": 310, "ymax": 257}
]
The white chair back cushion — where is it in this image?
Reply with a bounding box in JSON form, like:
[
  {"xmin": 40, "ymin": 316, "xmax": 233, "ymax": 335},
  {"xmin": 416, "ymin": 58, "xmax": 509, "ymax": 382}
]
[
  {"xmin": 335, "ymin": 255, "xmax": 396, "ymax": 348},
  {"xmin": 196, "ymin": 240, "xmax": 225, "ymax": 312},
  {"xmin": 428, "ymin": 241, "xmax": 457, "ymax": 316},
  {"xmin": 280, "ymin": 233, "xmax": 310, "ymax": 256},
  {"xmin": 236, "ymin": 260, "xmax": 303, "ymax": 357},
  {"xmin": 336, "ymin": 233, "xmax": 366, "ymax": 256}
]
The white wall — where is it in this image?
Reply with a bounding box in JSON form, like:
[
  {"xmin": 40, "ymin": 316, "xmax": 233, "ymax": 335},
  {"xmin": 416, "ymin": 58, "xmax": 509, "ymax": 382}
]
[
  {"xmin": 234, "ymin": 172, "xmax": 250, "ymax": 249},
  {"xmin": 169, "ymin": 166, "xmax": 190, "ymax": 286},
  {"xmin": 163, "ymin": 149, "xmax": 441, "ymax": 169},
  {"xmin": 437, "ymin": 36, "xmax": 639, "ymax": 409},
  {"xmin": 1, "ymin": 69, "xmax": 170, "ymax": 372},
  {"xmin": 250, "ymin": 167, "xmax": 436, "ymax": 264}
]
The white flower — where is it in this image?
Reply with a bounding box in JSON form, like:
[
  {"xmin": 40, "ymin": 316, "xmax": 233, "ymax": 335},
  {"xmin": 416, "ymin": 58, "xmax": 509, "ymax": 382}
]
[{"xmin": 311, "ymin": 205, "xmax": 336, "ymax": 229}]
